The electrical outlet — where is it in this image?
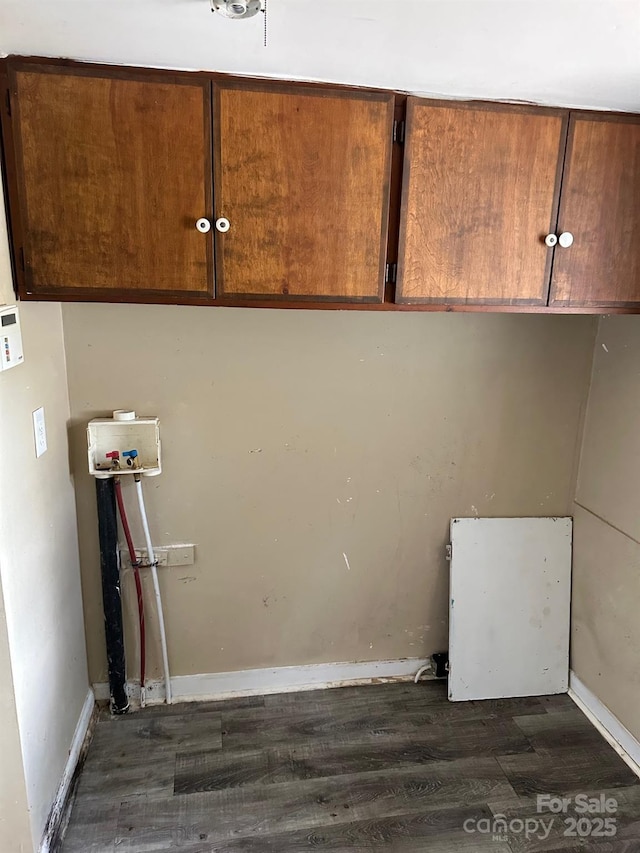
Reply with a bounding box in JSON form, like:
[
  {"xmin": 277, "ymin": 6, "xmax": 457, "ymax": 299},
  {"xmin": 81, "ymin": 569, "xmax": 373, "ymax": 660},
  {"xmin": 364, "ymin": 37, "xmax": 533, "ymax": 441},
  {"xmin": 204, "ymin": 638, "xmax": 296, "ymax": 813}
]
[{"xmin": 32, "ymin": 407, "xmax": 47, "ymax": 457}]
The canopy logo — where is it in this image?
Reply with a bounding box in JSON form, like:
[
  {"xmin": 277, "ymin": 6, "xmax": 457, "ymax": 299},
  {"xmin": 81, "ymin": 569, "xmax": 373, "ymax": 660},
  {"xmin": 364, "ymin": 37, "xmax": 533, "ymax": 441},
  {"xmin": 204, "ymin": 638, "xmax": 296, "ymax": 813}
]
[{"xmin": 463, "ymin": 794, "xmax": 618, "ymax": 842}]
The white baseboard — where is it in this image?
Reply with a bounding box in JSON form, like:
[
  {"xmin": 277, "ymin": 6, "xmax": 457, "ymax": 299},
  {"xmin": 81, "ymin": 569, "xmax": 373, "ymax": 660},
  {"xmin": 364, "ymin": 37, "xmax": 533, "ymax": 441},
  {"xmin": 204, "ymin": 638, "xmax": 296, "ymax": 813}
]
[
  {"xmin": 93, "ymin": 657, "xmax": 433, "ymax": 705},
  {"xmin": 569, "ymin": 671, "xmax": 640, "ymax": 779},
  {"xmin": 39, "ymin": 687, "xmax": 96, "ymax": 853}
]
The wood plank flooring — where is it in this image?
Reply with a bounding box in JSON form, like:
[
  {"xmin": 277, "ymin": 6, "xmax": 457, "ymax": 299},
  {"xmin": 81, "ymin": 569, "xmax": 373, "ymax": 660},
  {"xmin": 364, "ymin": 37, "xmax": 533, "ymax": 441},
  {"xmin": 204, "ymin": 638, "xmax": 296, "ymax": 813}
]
[{"xmin": 61, "ymin": 682, "xmax": 640, "ymax": 852}]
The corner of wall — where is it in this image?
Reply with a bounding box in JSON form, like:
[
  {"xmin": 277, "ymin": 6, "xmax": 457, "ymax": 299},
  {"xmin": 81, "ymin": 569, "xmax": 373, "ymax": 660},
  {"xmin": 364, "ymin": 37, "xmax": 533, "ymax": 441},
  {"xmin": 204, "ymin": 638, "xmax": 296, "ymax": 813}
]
[
  {"xmin": 568, "ymin": 315, "xmax": 602, "ymax": 508},
  {"xmin": 0, "ymin": 188, "xmax": 91, "ymax": 846}
]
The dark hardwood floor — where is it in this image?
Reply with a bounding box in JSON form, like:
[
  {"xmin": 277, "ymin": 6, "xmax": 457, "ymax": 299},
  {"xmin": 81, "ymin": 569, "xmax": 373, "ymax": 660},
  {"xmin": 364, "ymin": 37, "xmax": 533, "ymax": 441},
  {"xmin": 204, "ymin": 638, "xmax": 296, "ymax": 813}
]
[{"xmin": 61, "ymin": 682, "xmax": 640, "ymax": 852}]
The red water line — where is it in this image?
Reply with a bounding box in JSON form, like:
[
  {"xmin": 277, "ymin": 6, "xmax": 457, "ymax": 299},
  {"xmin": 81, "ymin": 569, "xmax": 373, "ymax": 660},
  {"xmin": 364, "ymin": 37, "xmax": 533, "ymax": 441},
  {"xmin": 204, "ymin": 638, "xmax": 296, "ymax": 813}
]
[{"xmin": 114, "ymin": 478, "xmax": 146, "ymax": 697}]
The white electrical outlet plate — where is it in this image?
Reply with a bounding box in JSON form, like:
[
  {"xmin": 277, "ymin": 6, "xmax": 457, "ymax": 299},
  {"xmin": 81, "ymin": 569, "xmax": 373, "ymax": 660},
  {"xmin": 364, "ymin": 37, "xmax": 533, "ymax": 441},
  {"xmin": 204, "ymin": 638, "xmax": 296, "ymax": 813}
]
[{"xmin": 32, "ymin": 407, "xmax": 47, "ymax": 457}]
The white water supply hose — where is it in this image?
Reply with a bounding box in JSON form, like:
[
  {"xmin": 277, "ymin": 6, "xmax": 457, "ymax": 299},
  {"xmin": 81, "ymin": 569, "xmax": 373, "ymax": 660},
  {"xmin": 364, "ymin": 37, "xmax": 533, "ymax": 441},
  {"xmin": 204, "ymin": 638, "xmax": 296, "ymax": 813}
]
[{"xmin": 135, "ymin": 477, "xmax": 172, "ymax": 704}]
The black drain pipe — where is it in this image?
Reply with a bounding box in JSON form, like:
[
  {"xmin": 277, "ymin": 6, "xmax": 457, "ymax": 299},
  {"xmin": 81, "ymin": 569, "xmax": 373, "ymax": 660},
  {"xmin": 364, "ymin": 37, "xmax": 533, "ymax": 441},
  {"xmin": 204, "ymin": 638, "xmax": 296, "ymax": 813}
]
[{"xmin": 95, "ymin": 477, "xmax": 129, "ymax": 714}]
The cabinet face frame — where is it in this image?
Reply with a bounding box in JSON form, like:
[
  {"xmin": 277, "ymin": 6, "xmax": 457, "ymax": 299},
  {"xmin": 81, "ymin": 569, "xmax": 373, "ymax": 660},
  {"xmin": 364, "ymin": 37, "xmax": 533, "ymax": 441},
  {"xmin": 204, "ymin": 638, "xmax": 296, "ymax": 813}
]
[
  {"xmin": 211, "ymin": 78, "xmax": 394, "ymax": 303},
  {"xmin": 2, "ymin": 60, "xmax": 215, "ymax": 303},
  {"xmin": 395, "ymin": 99, "xmax": 569, "ymax": 306},
  {"xmin": 548, "ymin": 110, "xmax": 640, "ymax": 309}
]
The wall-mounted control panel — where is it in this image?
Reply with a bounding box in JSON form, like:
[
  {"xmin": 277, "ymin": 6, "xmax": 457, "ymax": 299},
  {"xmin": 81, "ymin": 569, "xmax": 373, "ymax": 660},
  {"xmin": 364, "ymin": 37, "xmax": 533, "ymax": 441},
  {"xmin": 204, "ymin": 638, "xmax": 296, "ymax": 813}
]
[{"xmin": 0, "ymin": 305, "xmax": 24, "ymax": 370}]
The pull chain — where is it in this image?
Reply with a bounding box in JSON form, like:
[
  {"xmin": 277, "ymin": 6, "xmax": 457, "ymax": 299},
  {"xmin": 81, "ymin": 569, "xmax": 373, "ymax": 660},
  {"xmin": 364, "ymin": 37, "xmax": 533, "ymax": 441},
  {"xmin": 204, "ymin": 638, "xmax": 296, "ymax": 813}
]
[{"xmin": 263, "ymin": 0, "xmax": 268, "ymax": 47}]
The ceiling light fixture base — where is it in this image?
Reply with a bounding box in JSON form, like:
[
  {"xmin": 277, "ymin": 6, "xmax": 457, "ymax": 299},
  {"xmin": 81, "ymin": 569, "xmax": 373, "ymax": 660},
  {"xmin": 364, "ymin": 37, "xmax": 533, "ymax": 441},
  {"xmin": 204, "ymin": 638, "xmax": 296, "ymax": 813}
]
[{"xmin": 210, "ymin": 0, "xmax": 262, "ymax": 19}]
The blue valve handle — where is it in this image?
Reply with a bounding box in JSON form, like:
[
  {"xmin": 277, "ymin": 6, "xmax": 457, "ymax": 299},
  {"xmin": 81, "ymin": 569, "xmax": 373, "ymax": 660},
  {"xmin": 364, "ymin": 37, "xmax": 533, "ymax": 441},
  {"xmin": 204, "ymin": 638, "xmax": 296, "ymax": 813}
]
[{"xmin": 123, "ymin": 449, "xmax": 139, "ymax": 468}]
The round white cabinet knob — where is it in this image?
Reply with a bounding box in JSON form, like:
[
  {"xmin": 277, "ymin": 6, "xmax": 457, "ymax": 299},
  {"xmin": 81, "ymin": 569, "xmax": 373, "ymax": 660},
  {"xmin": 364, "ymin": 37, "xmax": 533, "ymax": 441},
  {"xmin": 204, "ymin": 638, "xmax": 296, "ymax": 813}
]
[
  {"xmin": 558, "ymin": 231, "xmax": 574, "ymax": 248},
  {"xmin": 544, "ymin": 234, "xmax": 558, "ymax": 248},
  {"xmin": 195, "ymin": 218, "xmax": 211, "ymax": 233},
  {"xmin": 215, "ymin": 217, "xmax": 231, "ymax": 233}
]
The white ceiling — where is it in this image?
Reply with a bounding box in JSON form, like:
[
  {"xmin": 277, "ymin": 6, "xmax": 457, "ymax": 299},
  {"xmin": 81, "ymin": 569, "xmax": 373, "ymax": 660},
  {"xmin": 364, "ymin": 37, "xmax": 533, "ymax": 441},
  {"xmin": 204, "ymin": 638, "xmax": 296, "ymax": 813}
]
[{"xmin": 0, "ymin": 0, "xmax": 639, "ymax": 111}]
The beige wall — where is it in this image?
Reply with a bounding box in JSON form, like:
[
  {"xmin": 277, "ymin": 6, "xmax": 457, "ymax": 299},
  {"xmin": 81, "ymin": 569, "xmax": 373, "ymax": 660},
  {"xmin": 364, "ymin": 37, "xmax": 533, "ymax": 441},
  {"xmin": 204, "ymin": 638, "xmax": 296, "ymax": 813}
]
[
  {"xmin": 0, "ymin": 169, "xmax": 32, "ymax": 853},
  {"xmin": 572, "ymin": 316, "xmax": 640, "ymax": 739},
  {"xmin": 0, "ymin": 179, "xmax": 89, "ymax": 848},
  {"xmin": 62, "ymin": 304, "xmax": 596, "ymax": 685},
  {"xmin": 0, "ymin": 582, "xmax": 32, "ymax": 853}
]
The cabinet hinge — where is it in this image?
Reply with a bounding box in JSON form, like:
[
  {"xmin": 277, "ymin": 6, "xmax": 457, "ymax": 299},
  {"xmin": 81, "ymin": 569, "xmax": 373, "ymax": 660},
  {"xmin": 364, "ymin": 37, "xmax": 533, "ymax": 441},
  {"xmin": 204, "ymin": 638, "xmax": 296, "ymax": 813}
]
[
  {"xmin": 385, "ymin": 262, "xmax": 397, "ymax": 285},
  {"xmin": 445, "ymin": 543, "xmax": 452, "ymax": 562},
  {"xmin": 393, "ymin": 119, "xmax": 405, "ymax": 145},
  {"xmin": 5, "ymin": 88, "xmax": 11, "ymax": 118}
]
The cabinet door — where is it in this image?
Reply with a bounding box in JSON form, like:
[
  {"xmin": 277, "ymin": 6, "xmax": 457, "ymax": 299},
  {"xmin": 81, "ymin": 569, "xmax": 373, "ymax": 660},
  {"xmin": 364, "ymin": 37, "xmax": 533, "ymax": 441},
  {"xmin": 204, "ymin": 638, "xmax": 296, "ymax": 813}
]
[
  {"xmin": 396, "ymin": 101, "xmax": 566, "ymax": 305},
  {"xmin": 213, "ymin": 82, "xmax": 394, "ymax": 302},
  {"xmin": 8, "ymin": 65, "xmax": 213, "ymax": 300},
  {"xmin": 549, "ymin": 115, "xmax": 640, "ymax": 308}
]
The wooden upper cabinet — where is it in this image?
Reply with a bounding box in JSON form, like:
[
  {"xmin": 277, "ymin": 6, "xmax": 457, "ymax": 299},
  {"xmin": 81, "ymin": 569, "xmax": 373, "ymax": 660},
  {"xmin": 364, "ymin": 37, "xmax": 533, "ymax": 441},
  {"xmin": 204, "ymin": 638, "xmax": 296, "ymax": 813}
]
[
  {"xmin": 213, "ymin": 82, "xmax": 394, "ymax": 302},
  {"xmin": 7, "ymin": 65, "xmax": 213, "ymax": 300},
  {"xmin": 549, "ymin": 115, "xmax": 640, "ymax": 308},
  {"xmin": 3, "ymin": 59, "xmax": 639, "ymax": 312},
  {"xmin": 396, "ymin": 100, "xmax": 566, "ymax": 305}
]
